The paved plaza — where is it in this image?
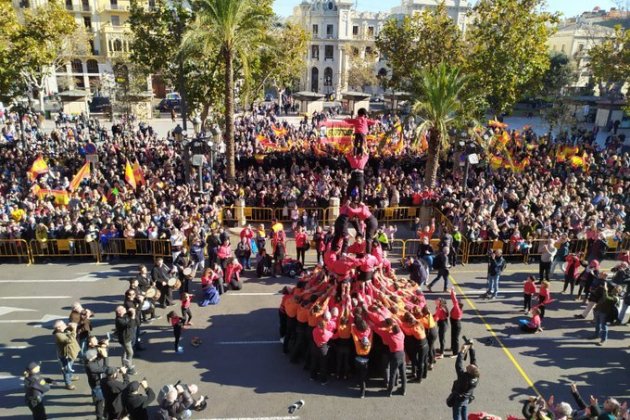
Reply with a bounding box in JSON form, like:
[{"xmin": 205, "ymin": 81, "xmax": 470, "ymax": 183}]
[{"xmin": 0, "ymin": 253, "xmax": 627, "ymax": 419}]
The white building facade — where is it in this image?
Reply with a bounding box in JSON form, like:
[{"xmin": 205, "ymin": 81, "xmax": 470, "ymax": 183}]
[{"xmin": 290, "ymin": 0, "xmax": 470, "ymax": 97}]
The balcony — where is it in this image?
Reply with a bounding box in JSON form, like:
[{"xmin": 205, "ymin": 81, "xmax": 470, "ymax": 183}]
[
  {"xmin": 96, "ymin": 0, "xmax": 130, "ymax": 13},
  {"xmin": 100, "ymin": 23, "xmax": 132, "ymax": 58},
  {"xmin": 65, "ymin": 3, "xmax": 93, "ymax": 13}
]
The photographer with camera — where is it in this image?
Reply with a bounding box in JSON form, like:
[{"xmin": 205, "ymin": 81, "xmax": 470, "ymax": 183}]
[
  {"xmin": 24, "ymin": 361, "xmax": 54, "ymax": 420},
  {"xmin": 52, "ymin": 320, "xmax": 80, "ymax": 390},
  {"xmin": 446, "ymin": 337, "xmax": 479, "ymax": 420},
  {"xmin": 114, "ymin": 306, "xmax": 137, "ymax": 375},
  {"xmin": 101, "ymin": 365, "xmax": 130, "ymax": 420},
  {"xmin": 123, "ymin": 379, "xmax": 155, "ymax": 420}
]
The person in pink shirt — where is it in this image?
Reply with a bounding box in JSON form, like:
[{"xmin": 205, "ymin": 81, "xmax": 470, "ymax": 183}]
[
  {"xmin": 523, "ymin": 275, "xmax": 537, "ymax": 313},
  {"xmin": 180, "ymin": 292, "xmax": 193, "ymax": 326},
  {"xmin": 310, "ymin": 319, "xmax": 337, "ymax": 384},
  {"xmin": 344, "ymin": 108, "xmax": 378, "ymax": 155},
  {"xmin": 434, "ymin": 298, "xmax": 449, "ymax": 358},
  {"xmin": 519, "ymin": 307, "xmax": 543, "ymax": 333},
  {"xmin": 217, "ymin": 239, "xmax": 232, "ymax": 269},
  {"xmin": 240, "ymin": 224, "xmax": 254, "ymax": 242},
  {"xmin": 357, "ymin": 253, "xmax": 379, "ymax": 282},
  {"xmin": 372, "ymin": 318, "xmax": 406, "ymax": 397},
  {"xmin": 336, "ymin": 201, "xmax": 378, "ymax": 253},
  {"xmin": 345, "ymin": 150, "xmax": 369, "ymax": 200},
  {"xmin": 449, "ymin": 288, "xmax": 464, "ymax": 356}
]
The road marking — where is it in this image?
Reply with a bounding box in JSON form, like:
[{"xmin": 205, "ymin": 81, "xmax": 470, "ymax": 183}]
[
  {"xmin": 0, "ymin": 314, "xmax": 66, "ymax": 324},
  {"xmin": 0, "ymin": 296, "xmax": 71, "ymax": 300},
  {"xmin": 217, "ymin": 340, "xmax": 281, "ymax": 345},
  {"xmin": 202, "ymin": 417, "xmax": 299, "ymax": 420},
  {"xmin": 0, "ymin": 306, "xmax": 36, "ymax": 317},
  {"xmin": 0, "ymin": 278, "xmax": 100, "ymax": 283},
  {"xmin": 227, "ymin": 293, "xmax": 280, "ymax": 296},
  {"xmin": 449, "ymin": 274, "xmax": 542, "ymax": 398}
]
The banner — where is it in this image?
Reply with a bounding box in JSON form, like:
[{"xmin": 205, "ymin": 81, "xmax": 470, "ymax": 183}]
[
  {"xmin": 320, "ymin": 121, "xmax": 354, "ymax": 150},
  {"xmin": 68, "ymin": 162, "xmax": 91, "ymax": 192}
]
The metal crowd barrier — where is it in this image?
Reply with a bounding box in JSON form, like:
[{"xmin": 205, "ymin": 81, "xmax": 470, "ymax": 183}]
[
  {"xmin": 30, "ymin": 239, "xmax": 99, "ymax": 262},
  {"xmin": 100, "ymin": 238, "xmax": 172, "ymax": 259},
  {"xmin": 0, "ymin": 239, "xmax": 31, "ymax": 264}
]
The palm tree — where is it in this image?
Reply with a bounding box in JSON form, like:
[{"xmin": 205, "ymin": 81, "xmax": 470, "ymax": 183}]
[
  {"xmin": 412, "ymin": 63, "xmax": 467, "ymax": 188},
  {"xmin": 183, "ymin": 0, "xmax": 270, "ymax": 183}
]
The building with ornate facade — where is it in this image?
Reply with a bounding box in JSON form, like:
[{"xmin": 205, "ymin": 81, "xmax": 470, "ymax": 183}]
[
  {"xmin": 290, "ymin": 0, "xmax": 470, "ymax": 97},
  {"xmin": 12, "ymin": 0, "xmax": 140, "ymax": 99}
]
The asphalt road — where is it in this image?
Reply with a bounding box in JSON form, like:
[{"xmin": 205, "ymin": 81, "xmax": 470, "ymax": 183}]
[{"xmin": 0, "ymin": 255, "xmax": 628, "ymax": 420}]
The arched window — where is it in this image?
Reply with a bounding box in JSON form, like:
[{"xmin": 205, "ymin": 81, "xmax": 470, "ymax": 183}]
[
  {"xmin": 311, "ymin": 67, "xmax": 319, "ymax": 92},
  {"xmin": 113, "ymin": 39, "xmax": 123, "ymax": 52},
  {"xmin": 324, "ymin": 67, "xmax": 333, "ymax": 86},
  {"xmin": 86, "ymin": 59, "xmax": 99, "ymax": 73},
  {"xmin": 71, "ymin": 59, "xmax": 83, "ymax": 74}
]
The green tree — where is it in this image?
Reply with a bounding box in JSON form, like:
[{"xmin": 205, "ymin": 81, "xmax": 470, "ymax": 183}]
[
  {"xmin": 247, "ymin": 21, "xmax": 309, "ymax": 105},
  {"xmin": 465, "ymin": 0, "xmax": 559, "ymax": 115},
  {"xmin": 376, "ymin": 1, "xmax": 465, "ymax": 92},
  {"xmin": 344, "ymin": 46, "xmax": 378, "ymax": 91},
  {"xmin": 411, "ymin": 63, "xmax": 467, "ymax": 187},
  {"xmin": 539, "ymin": 52, "xmax": 576, "ymax": 98},
  {"xmin": 183, "ymin": 0, "xmax": 273, "ymax": 183},
  {"xmin": 0, "ymin": 0, "xmax": 76, "ymax": 107},
  {"xmin": 588, "ymin": 25, "xmax": 630, "ymax": 97}
]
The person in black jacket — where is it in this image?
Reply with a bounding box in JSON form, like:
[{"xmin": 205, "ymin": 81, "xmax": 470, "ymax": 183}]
[
  {"xmin": 483, "ymin": 249, "xmax": 506, "ymax": 299},
  {"xmin": 447, "ymin": 341, "xmax": 479, "ymax": 420},
  {"xmin": 101, "ymin": 366, "xmax": 129, "ymax": 420},
  {"xmin": 24, "ymin": 361, "xmax": 52, "ymax": 420},
  {"xmin": 115, "ymin": 306, "xmax": 137, "ymax": 375},
  {"xmin": 427, "ymin": 247, "xmax": 451, "ymax": 292},
  {"xmin": 123, "ymin": 380, "xmax": 155, "ymax": 420},
  {"xmin": 84, "ymin": 348, "xmax": 108, "ymax": 420}
]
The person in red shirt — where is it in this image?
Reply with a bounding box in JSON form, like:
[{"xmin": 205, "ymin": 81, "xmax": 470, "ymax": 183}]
[
  {"xmin": 217, "ymin": 239, "xmax": 232, "ymax": 270},
  {"xmin": 294, "ymin": 226, "xmax": 308, "ymax": 267},
  {"xmin": 519, "ymin": 307, "xmax": 543, "ymax": 333},
  {"xmin": 166, "ymin": 311, "xmax": 184, "ymax": 354},
  {"xmin": 310, "ymin": 319, "xmax": 336, "ymax": 384},
  {"xmin": 344, "ymin": 108, "xmax": 378, "ymax": 155},
  {"xmin": 537, "ymin": 281, "xmax": 552, "ymax": 319},
  {"xmin": 372, "ymin": 318, "xmax": 406, "ymax": 397},
  {"xmin": 240, "ymin": 224, "xmax": 254, "ymax": 242},
  {"xmin": 339, "ymin": 201, "xmax": 378, "ymax": 253},
  {"xmin": 357, "ymin": 253, "xmax": 379, "ymax": 282},
  {"xmin": 449, "ymin": 288, "xmax": 464, "ymax": 357},
  {"xmin": 345, "ymin": 150, "xmax": 369, "ymax": 200},
  {"xmin": 434, "ymin": 297, "xmax": 449, "ymax": 358},
  {"xmin": 348, "ymin": 234, "xmax": 366, "ymax": 256},
  {"xmin": 180, "ymin": 292, "xmax": 193, "ymax": 326},
  {"xmin": 562, "ymin": 252, "xmax": 584, "ymax": 295},
  {"xmin": 327, "ymin": 253, "xmax": 361, "ymax": 283},
  {"xmin": 224, "ymin": 257, "xmax": 243, "ymax": 290},
  {"xmin": 523, "ymin": 275, "xmax": 536, "ymax": 313}
]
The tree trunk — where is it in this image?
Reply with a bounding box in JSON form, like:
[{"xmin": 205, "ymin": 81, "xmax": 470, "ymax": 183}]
[
  {"xmin": 224, "ymin": 48, "xmax": 236, "ymax": 184},
  {"xmin": 423, "ymin": 128, "xmax": 441, "ymax": 188}
]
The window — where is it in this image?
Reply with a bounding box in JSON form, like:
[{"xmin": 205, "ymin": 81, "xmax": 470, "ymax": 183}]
[
  {"xmin": 148, "ymin": 0, "xmax": 155, "ymax": 8},
  {"xmin": 352, "ymin": 25, "xmax": 359, "ymax": 36},
  {"xmin": 324, "ymin": 45, "xmax": 334, "ymax": 60},
  {"xmin": 113, "ymin": 39, "xmax": 123, "ymax": 52},
  {"xmin": 311, "ymin": 45, "xmax": 319, "ymax": 60},
  {"xmin": 81, "ymin": 0, "xmax": 89, "ymax": 11},
  {"xmin": 71, "ymin": 59, "xmax": 83, "ymax": 73},
  {"xmin": 561, "ymin": 44, "xmax": 565, "ymax": 53},
  {"xmin": 74, "ymin": 75, "xmax": 85, "ymax": 89},
  {"xmin": 324, "ymin": 67, "xmax": 333, "ymax": 87},
  {"xmin": 110, "ymin": 0, "xmax": 118, "ymax": 9},
  {"xmin": 311, "ymin": 67, "xmax": 319, "ymax": 92},
  {"xmin": 89, "ymin": 40, "xmax": 97, "ymax": 55},
  {"xmin": 65, "ymin": 0, "xmax": 73, "ymax": 10},
  {"xmin": 326, "ymin": 24, "xmax": 333, "ymax": 38},
  {"xmin": 351, "ymin": 47, "xmax": 359, "ymax": 57},
  {"xmin": 87, "ymin": 59, "xmax": 99, "ymax": 73},
  {"xmin": 83, "ymin": 16, "xmax": 92, "ymax": 29},
  {"xmin": 365, "ymin": 46, "xmax": 373, "ymax": 56},
  {"xmin": 111, "ymin": 15, "xmax": 120, "ymax": 26},
  {"xmin": 578, "ymin": 43, "xmax": 585, "ymax": 52},
  {"xmin": 19, "ymin": 0, "xmax": 30, "ymax": 8},
  {"xmin": 367, "ymin": 26, "xmax": 374, "ymax": 37},
  {"xmin": 312, "ymin": 24, "xmax": 319, "ymax": 37}
]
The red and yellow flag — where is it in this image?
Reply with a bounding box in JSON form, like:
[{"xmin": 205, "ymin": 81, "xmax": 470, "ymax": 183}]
[
  {"xmin": 132, "ymin": 161, "xmax": 145, "ymax": 186},
  {"xmin": 27, "ymin": 156, "xmax": 49, "ymax": 180},
  {"xmin": 125, "ymin": 161, "xmax": 136, "ymax": 190},
  {"xmin": 69, "ymin": 162, "xmax": 91, "ymax": 192}
]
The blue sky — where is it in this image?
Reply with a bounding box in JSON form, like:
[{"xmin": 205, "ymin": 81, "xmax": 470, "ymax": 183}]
[{"xmin": 273, "ymin": 0, "xmax": 619, "ymax": 19}]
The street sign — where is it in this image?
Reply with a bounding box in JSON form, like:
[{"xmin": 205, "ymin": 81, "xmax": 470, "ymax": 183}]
[
  {"xmin": 86, "ymin": 154, "xmax": 98, "ymax": 163},
  {"xmin": 85, "ymin": 142, "xmax": 97, "ymax": 154},
  {"xmin": 113, "ymin": 64, "xmax": 129, "ymax": 86}
]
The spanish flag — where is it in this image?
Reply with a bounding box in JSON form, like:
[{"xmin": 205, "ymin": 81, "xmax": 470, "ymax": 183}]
[
  {"xmin": 125, "ymin": 161, "xmax": 136, "ymax": 190},
  {"xmin": 132, "ymin": 161, "xmax": 145, "ymax": 186},
  {"xmin": 254, "ymin": 154, "xmax": 265, "ymax": 165},
  {"xmin": 68, "ymin": 162, "xmax": 91, "ymax": 192},
  {"xmin": 28, "ymin": 156, "xmax": 49, "ymax": 180},
  {"xmin": 489, "ymin": 155, "xmax": 504, "ymax": 170}
]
